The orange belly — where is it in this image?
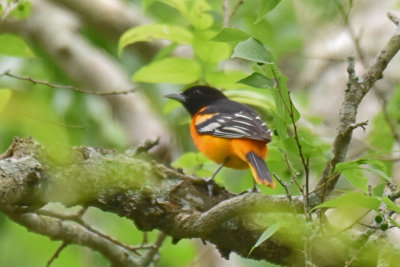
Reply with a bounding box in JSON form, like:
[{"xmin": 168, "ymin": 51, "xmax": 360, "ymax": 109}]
[{"xmin": 190, "ymin": 120, "xmax": 268, "ymax": 169}]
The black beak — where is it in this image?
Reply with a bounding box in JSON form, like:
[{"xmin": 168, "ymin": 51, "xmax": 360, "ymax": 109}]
[{"xmin": 163, "ymin": 92, "xmax": 187, "ymax": 103}]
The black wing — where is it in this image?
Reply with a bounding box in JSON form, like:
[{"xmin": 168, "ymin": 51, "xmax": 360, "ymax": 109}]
[{"xmin": 196, "ymin": 100, "xmax": 272, "ymax": 142}]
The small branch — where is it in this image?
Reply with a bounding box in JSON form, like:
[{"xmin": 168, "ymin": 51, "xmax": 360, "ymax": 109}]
[
  {"xmin": 0, "ymin": 70, "xmax": 136, "ymax": 95},
  {"xmin": 7, "ymin": 212, "xmax": 140, "ymax": 267},
  {"xmin": 223, "ymin": 0, "xmax": 230, "ymax": 27},
  {"xmin": 223, "ymin": 0, "xmax": 244, "ymax": 27},
  {"xmin": 38, "ymin": 209, "xmax": 153, "ymax": 256},
  {"xmin": 388, "ymin": 12, "xmax": 400, "ymax": 26},
  {"xmin": 273, "ymin": 172, "xmax": 292, "ymax": 202},
  {"xmin": 46, "ymin": 242, "xmax": 69, "ymax": 267},
  {"xmin": 139, "ymin": 232, "xmax": 167, "ymax": 267},
  {"xmin": 344, "ymin": 228, "xmax": 375, "ymax": 267}
]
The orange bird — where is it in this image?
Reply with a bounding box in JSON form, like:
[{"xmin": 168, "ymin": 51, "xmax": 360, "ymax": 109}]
[{"xmin": 165, "ymin": 86, "xmax": 275, "ymax": 195}]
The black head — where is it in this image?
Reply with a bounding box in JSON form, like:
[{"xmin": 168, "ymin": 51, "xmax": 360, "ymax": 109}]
[{"xmin": 164, "ymin": 86, "xmax": 227, "ymax": 116}]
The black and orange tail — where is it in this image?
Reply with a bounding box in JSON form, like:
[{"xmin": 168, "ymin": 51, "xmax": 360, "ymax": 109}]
[{"xmin": 246, "ymin": 151, "xmax": 275, "ymax": 188}]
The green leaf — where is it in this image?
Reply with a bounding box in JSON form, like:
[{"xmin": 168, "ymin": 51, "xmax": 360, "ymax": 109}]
[
  {"xmin": 0, "ymin": 89, "xmax": 12, "ymax": 114},
  {"xmin": 193, "ymin": 31, "xmax": 231, "ymax": 64},
  {"xmin": 237, "ymin": 72, "xmax": 274, "ymax": 89},
  {"xmin": 255, "ymin": 0, "xmax": 282, "ymax": 24},
  {"xmin": 313, "ymin": 192, "xmax": 381, "ymax": 211},
  {"xmin": 172, "ymin": 152, "xmax": 209, "ymax": 169},
  {"xmin": 119, "ymin": 24, "xmax": 193, "ymax": 54},
  {"xmin": 163, "ymin": 99, "xmax": 183, "ymax": 114},
  {"xmin": 248, "ymin": 222, "xmax": 281, "ymax": 256},
  {"xmin": 10, "ymin": 0, "xmax": 31, "ymax": 19},
  {"xmin": 0, "ymin": 34, "xmax": 34, "ymax": 58},
  {"xmin": 224, "ymin": 89, "xmax": 274, "ymax": 111},
  {"xmin": 232, "ymin": 38, "xmax": 273, "ymax": 64},
  {"xmin": 187, "ymin": 0, "xmax": 213, "ymax": 29},
  {"xmin": 272, "ymin": 112, "xmax": 288, "ymax": 139},
  {"xmin": 211, "ymin": 28, "xmax": 251, "ymax": 43},
  {"xmin": 133, "ymin": 57, "xmax": 201, "ymax": 84},
  {"xmin": 156, "ymin": 0, "xmax": 188, "ymax": 16},
  {"xmin": 373, "ymin": 182, "xmax": 385, "ymax": 197},
  {"xmin": 383, "ymin": 196, "xmax": 400, "ymax": 213},
  {"xmin": 335, "ymin": 162, "xmax": 369, "ymax": 193},
  {"xmin": 268, "ymin": 65, "xmax": 300, "ymax": 125},
  {"xmin": 389, "ymin": 217, "xmax": 400, "ymax": 229},
  {"xmin": 357, "ymin": 159, "xmax": 390, "ymax": 181}
]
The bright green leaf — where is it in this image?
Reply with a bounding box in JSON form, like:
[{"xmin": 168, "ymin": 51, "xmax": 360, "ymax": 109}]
[
  {"xmin": 224, "ymin": 89, "xmax": 274, "ymax": 111},
  {"xmin": 193, "ymin": 31, "xmax": 231, "ymax": 64},
  {"xmin": 0, "ymin": 34, "xmax": 34, "ymax": 58},
  {"xmin": 204, "ymin": 70, "xmax": 248, "ymax": 89},
  {"xmin": 248, "ymin": 222, "xmax": 281, "ymax": 256},
  {"xmin": 313, "ymin": 192, "xmax": 381, "ymax": 211},
  {"xmin": 0, "ymin": 89, "xmax": 12, "ymax": 114},
  {"xmin": 163, "ymin": 99, "xmax": 183, "ymax": 114},
  {"xmin": 172, "ymin": 152, "xmax": 209, "ymax": 169},
  {"xmin": 268, "ymin": 65, "xmax": 300, "ymax": 125},
  {"xmin": 373, "ymin": 182, "xmax": 385, "ymax": 197},
  {"xmin": 255, "ymin": 0, "xmax": 282, "ymax": 24},
  {"xmin": 10, "ymin": 0, "xmax": 31, "ymax": 19},
  {"xmin": 133, "ymin": 57, "xmax": 201, "ymax": 84},
  {"xmin": 342, "ymin": 169, "xmax": 369, "ymax": 193},
  {"xmin": 157, "ymin": 0, "xmax": 188, "ymax": 16},
  {"xmin": 232, "ymin": 38, "xmax": 273, "ymax": 64},
  {"xmin": 211, "ymin": 28, "xmax": 251, "ymax": 43},
  {"xmin": 119, "ymin": 24, "xmax": 193, "ymax": 54},
  {"xmin": 389, "ymin": 217, "xmax": 400, "ymax": 229},
  {"xmin": 383, "ymin": 196, "xmax": 400, "ymax": 213},
  {"xmin": 335, "ymin": 162, "xmax": 369, "ymax": 193},
  {"xmin": 187, "ymin": 0, "xmax": 213, "ymax": 29},
  {"xmin": 237, "ymin": 72, "xmax": 274, "ymax": 89},
  {"xmin": 272, "ymin": 112, "xmax": 288, "ymax": 139}
]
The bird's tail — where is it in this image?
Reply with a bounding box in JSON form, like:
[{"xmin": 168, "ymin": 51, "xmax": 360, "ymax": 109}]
[{"xmin": 246, "ymin": 151, "xmax": 275, "ymax": 188}]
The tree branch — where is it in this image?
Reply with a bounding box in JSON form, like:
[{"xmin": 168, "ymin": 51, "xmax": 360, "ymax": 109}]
[
  {"xmin": 2, "ymin": 137, "xmax": 400, "ymax": 266},
  {"xmin": 0, "ymin": 136, "xmax": 303, "ymax": 265},
  {"xmin": 311, "ymin": 12, "xmax": 400, "ymax": 206},
  {"xmin": 7, "ymin": 212, "xmax": 141, "ymax": 267}
]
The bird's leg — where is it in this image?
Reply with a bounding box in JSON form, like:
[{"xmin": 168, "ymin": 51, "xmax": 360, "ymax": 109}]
[
  {"xmin": 205, "ymin": 158, "xmax": 228, "ymax": 196},
  {"xmin": 250, "ymin": 179, "xmax": 260, "ymax": 193}
]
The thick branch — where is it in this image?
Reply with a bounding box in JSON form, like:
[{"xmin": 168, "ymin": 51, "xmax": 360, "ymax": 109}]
[
  {"xmin": 0, "ymin": 137, "xmax": 303, "ymax": 265},
  {"xmin": 2, "ymin": 137, "xmax": 400, "ymax": 266}
]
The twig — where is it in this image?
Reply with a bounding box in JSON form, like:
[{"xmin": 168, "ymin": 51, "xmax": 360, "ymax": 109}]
[
  {"xmin": 376, "ymin": 91, "xmax": 400, "ymax": 144},
  {"xmin": 46, "ymin": 242, "xmax": 69, "ymax": 267},
  {"xmin": 223, "ymin": 0, "xmax": 230, "ymax": 27},
  {"xmin": 38, "ymin": 209, "xmax": 154, "ymax": 255},
  {"xmin": 25, "ymin": 114, "xmax": 85, "ymax": 130},
  {"xmin": 140, "ymin": 232, "xmax": 167, "ymax": 267},
  {"xmin": 388, "ymin": 12, "xmax": 400, "ymax": 26},
  {"xmin": 223, "ymin": 0, "xmax": 244, "ymax": 26},
  {"xmin": 230, "ymin": 0, "xmax": 244, "ymax": 19},
  {"xmin": 8, "ymin": 212, "xmax": 140, "ymax": 267},
  {"xmin": 344, "ymin": 228, "xmax": 375, "ymax": 267},
  {"xmin": 272, "ymin": 68, "xmax": 311, "ymax": 216},
  {"xmin": 273, "ymin": 172, "xmax": 292, "ymax": 202},
  {"xmin": 0, "ymin": 70, "xmax": 136, "ymax": 95},
  {"xmin": 282, "ymin": 152, "xmax": 303, "ymax": 193}
]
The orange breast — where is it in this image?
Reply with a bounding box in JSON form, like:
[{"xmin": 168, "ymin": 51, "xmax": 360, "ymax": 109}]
[{"xmin": 190, "ymin": 117, "xmax": 268, "ymax": 169}]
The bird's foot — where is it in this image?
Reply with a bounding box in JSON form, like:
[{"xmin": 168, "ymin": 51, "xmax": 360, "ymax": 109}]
[{"xmin": 204, "ymin": 177, "xmax": 214, "ymax": 196}]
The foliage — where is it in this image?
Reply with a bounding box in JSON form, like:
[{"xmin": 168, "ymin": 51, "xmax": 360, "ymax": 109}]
[{"xmin": 1, "ymin": 0, "xmax": 400, "ymax": 266}]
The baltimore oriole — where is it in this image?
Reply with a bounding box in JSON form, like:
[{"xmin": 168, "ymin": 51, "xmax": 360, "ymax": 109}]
[{"xmin": 165, "ymin": 86, "xmax": 275, "ymax": 195}]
